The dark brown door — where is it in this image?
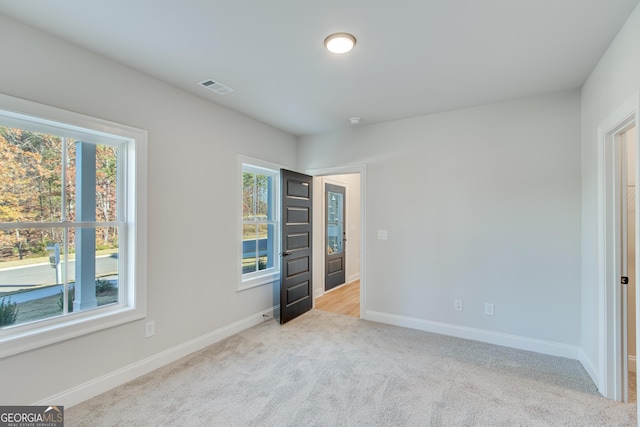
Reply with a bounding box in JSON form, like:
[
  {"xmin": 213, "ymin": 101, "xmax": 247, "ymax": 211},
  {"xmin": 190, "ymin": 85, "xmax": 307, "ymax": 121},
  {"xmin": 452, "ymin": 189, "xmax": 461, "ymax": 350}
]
[
  {"xmin": 325, "ymin": 183, "xmax": 346, "ymax": 291},
  {"xmin": 279, "ymin": 169, "xmax": 313, "ymax": 324}
]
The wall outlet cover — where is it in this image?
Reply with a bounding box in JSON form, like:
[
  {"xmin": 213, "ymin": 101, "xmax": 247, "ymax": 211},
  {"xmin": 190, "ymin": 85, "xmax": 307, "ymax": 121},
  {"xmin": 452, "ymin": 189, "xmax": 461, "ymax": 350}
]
[
  {"xmin": 484, "ymin": 303, "xmax": 495, "ymax": 316},
  {"xmin": 145, "ymin": 321, "xmax": 155, "ymax": 337}
]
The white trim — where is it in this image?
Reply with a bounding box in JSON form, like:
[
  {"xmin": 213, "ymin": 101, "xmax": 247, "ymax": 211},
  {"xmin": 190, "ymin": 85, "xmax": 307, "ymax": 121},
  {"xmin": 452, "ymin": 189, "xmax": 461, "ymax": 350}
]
[
  {"xmin": 347, "ymin": 273, "xmax": 361, "ymax": 284},
  {"xmin": 237, "ymin": 154, "xmax": 288, "ymax": 174},
  {"xmin": 306, "ymin": 165, "xmax": 366, "ymax": 318},
  {"xmin": 579, "ymin": 349, "xmax": 600, "ymax": 387},
  {"xmin": 34, "ymin": 307, "xmax": 277, "ymax": 408},
  {"xmin": 366, "ymin": 310, "xmax": 581, "ymax": 359},
  {"xmin": 0, "ymin": 95, "xmax": 137, "ymax": 146},
  {"xmin": 596, "ymin": 92, "xmax": 640, "ymax": 399}
]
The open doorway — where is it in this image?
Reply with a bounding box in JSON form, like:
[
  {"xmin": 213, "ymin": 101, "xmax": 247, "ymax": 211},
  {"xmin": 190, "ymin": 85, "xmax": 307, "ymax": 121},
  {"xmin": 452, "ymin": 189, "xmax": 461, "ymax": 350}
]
[{"xmin": 305, "ymin": 166, "xmax": 366, "ymax": 319}]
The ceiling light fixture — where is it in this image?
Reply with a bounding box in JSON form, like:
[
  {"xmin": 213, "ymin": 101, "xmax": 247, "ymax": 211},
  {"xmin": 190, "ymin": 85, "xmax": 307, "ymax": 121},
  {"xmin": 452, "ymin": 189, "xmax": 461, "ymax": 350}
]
[{"xmin": 324, "ymin": 32, "xmax": 357, "ymax": 54}]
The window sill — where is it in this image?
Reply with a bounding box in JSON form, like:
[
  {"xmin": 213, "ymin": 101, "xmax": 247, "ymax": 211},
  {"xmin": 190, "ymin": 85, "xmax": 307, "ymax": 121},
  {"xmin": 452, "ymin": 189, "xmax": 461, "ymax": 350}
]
[{"xmin": 238, "ymin": 271, "xmax": 280, "ymax": 292}]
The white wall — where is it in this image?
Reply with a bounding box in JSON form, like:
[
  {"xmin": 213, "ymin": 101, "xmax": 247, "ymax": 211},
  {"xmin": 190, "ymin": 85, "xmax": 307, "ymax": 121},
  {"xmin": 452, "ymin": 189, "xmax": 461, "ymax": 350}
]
[
  {"xmin": 0, "ymin": 15, "xmax": 297, "ymax": 405},
  {"xmin": 580, "ymin": 3, "xmax": 640, "ymax": 385},
  {"xmin": 343, "ymin": 174, "xmax": 361, "ymax": 284},
  {"xmin": 299, "ymin": 90, "xmax": 582, "ymax": 354}
]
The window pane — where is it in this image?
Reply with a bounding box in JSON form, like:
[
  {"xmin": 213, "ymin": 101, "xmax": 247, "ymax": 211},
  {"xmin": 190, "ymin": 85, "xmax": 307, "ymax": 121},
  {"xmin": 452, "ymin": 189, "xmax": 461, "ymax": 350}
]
[
  {"xmin": 327, "ymin": 191, "xmax": 344, "ymax": 254},
  {"xmin": 258, "ymin": 224, "xmax": 275, "ymax": 271},
  {"xmin": 65, "ymin": 140, "xmax": 75, "ymax": 220},
  {"xmin": 0, "ymin": 225, "xmax": 121, "ymax": 327},
  {"xmin": 66, "ymin": 142, "xmax": 119, "ymax": 222},
  {"xmin": 93, "ymin": 226, "xmax": 119, "ymax": 308},
  {"xmin": 0, "ymin": 228, "xmax": 64, "ymax": 285},
  {"xmin": 255, "ymin": 174, "xmax": 271, "ymax": 219},
  {"xmin": 0, "ymin": 228, "xmax": 66, "ymax": 327},
  {"xmin": 242, "ymin": 224, "xmax": 257, "ymax": 274},
  {"xmin": 0, "ymin": 127, "xmax": 63, "ymax": 223},
  {"xmin": 243, "ymin": 172, "xmax": 255, "ymax": 220},
  {"xmin": 70, "ymin": 226, "xmax": 119, "ymax": 313},
  {"xmin": 96, "ymin": 145, "xmax": 119, "ymax": 222}
]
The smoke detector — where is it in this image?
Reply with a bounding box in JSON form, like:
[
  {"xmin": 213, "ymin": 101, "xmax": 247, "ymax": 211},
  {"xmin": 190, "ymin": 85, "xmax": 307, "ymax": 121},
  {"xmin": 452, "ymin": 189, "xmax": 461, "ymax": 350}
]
[
  {"xmin": 349, "ymin": 117, "xmax": 361, "ymax": 125},
  {"xmin": 198, "ymin": 79, "xmax": 234, "ymax": 95}
]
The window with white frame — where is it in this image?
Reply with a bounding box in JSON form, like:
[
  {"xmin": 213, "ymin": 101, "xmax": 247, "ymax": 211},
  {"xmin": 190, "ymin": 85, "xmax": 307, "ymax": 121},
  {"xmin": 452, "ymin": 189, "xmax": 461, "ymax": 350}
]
[
  {"xmin": 0, "ymin": 94, "xmax": 146, "ymax": 358},
  {"xmin": 240, "ymin": 158, "xmax": 280, "ymax": 290}
]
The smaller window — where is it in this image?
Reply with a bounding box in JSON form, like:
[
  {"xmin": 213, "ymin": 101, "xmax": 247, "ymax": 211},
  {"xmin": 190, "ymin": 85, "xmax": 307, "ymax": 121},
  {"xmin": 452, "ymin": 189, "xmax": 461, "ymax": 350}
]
[{"xmin": 239, "ymin": 157, "xmax": 281, "ymax": 290}]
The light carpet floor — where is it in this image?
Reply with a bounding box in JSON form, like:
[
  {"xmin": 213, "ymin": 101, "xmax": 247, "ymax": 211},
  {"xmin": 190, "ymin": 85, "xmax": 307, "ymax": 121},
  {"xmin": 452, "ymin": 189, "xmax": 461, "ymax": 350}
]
[{"xmin": 67, "ymin": 310, "xmax": 636, "ymax": 426}]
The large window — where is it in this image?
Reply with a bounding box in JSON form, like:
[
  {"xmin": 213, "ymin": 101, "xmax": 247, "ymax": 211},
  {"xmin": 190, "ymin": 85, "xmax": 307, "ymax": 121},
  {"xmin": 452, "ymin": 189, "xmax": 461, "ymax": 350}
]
[
  {"xmin": 0, "ymin": 94, "xmax": 146, "ymax": 358},
  {"xmin": 239, "ymin": 157, "xmax": 280, "ymax": 290}
]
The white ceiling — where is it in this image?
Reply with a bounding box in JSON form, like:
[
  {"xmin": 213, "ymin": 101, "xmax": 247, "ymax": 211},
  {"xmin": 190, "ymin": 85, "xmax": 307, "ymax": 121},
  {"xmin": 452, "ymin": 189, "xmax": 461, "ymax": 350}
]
[{"xmin": 0, "ymin": 0, "xmax": 638, "ymax": 136}]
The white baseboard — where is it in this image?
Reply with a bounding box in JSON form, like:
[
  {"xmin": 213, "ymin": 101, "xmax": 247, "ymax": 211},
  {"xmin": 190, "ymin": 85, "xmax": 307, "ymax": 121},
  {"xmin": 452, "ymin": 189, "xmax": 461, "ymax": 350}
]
[
  {"xmin": 364, "ymin": 310, "xmax": 581, "ymax": 360},
  {"xmin": 347, "ymin": 273, "xmax": 360, "ymax": 284},
  {"xmin": 314, "ymin": 277, "xmax": 360, "ymax": 302},
  {"xmin": 35, "ymin": 307, "xmax": 276, "ymax": 408},
  {"xmin": 579, "ymin": 353, "xmax": 636, "ymax": 396},
  {"xmin": 579, "ymin": 349, "xmax": 601, "ymax": 389}
]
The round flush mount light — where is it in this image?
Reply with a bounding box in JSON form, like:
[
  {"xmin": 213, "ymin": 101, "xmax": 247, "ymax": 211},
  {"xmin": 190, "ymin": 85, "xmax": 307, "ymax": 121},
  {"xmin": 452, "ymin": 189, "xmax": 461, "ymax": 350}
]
[{"xmin": 324, "ymin": 32, "xmax": 357, "ymax": 54}]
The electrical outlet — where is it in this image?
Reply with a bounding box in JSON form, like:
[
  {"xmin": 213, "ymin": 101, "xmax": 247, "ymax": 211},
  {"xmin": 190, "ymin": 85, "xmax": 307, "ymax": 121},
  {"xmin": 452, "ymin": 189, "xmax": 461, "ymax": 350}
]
[
  {"xmin": 454, "ymin": 299, "xmax": 463, "ymax": 311},
  {"xmin": 145, "ymin": 321, "xmax": 155, "ymax": 338},
  {"xmin": 485, "ymin": 303, "xmax": 495, "ymax": 316}
]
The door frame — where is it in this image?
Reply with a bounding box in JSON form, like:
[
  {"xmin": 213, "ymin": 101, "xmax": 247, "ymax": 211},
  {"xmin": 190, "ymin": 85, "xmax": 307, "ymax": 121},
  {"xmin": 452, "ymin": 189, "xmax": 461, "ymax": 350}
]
[
  {"xmin": 597, "ymin": 93, "xmax": 639, "ymax": 401},
  {"xmin": 306, "ymin": 165, "xmax": 366, "ymax": 318}
]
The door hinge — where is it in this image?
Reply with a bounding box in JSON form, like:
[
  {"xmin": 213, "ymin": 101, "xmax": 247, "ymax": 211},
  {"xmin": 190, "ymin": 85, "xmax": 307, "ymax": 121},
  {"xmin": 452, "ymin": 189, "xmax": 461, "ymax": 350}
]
[{"xmin": 621, "ymin": 276, "xmax": 629, "ymax": 285}]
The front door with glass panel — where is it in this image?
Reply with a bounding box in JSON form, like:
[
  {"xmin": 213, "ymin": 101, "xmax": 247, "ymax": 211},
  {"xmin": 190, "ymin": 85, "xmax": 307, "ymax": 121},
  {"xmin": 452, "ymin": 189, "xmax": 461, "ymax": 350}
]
[{"xmin": 325, "ymin": 183, "xmax": 346, "ymax": 291}]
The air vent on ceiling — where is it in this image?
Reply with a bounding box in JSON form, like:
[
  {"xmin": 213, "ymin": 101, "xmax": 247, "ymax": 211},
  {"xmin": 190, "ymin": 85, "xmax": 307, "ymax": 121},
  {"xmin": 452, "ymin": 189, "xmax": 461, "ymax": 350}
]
[{"xmin": 198, "ymin": 79, "xmax": 234, "ymax": 95}]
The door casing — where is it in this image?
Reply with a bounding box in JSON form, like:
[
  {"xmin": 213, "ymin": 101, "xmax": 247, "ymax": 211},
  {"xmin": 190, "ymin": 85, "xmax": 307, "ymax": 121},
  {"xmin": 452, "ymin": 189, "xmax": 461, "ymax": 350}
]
[{"xmin": 597, "ymin": 93, "xmax": 639, "ymax": 401}]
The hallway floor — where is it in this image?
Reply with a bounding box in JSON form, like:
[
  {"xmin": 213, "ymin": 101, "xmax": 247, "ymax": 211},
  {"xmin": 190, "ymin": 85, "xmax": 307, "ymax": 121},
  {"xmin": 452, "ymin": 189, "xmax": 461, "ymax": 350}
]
[{"xmin": 314, "ymin": 280, "xmax": 359, "ymax": 317}]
